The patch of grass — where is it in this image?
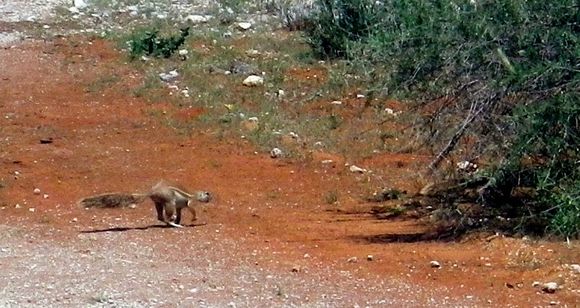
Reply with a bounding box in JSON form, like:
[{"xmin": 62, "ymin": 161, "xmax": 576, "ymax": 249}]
[
  {"xmin": 86, "ymin": 74, "xmax": 120, "ymax": 93},
  {"xmin": 324, "ymin": 190, "xmax": 339, "ymax": 205}
]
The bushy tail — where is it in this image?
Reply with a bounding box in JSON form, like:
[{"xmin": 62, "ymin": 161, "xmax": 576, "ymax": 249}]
[{"xmin": 78, "ymin": 193, "xmax": 148, "ymax": 209}]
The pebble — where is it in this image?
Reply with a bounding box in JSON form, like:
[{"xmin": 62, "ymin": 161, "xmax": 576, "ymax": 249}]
[
  {"xmin": 367, "ymin": 255, "xmax": 374, "ymax": 261},
  {"xmin": 237, "ymin": 22, "xmax": 252, "ymax": 31},
  {"xmin": 570, "ymin": 264, "xmax": 580, "ymax": 274},
  {"xmin": 347, "ymin": 257, "xmax": 358, "ymax": 263},
  {"xmin": 542, "ymin": 282, "xmax": 559, "ymax": 293},
  {"xmin": 242, "ymin": 75, "xmax": 264, "ymax": 87},
  {"xmin": 270, "ymin": 148, "xmax": 283, "ymax": 159},
  {"xmin": 349, "ymin": 165, "xmax": 366, "ymax": 173},
  {"xmin": 33, "ymin": 188, "xmax": 41, "ymax": 195},
  {"xmin": 159, "ymin": 70, "xmax": 179, "ymax": 82},
  {"xmin": 430, "ymin": 261, "xmax": 441, "ymax": 268},
  {"xmin": 184, "ymin": 14, "xmax": 210, "ymax": 24}
]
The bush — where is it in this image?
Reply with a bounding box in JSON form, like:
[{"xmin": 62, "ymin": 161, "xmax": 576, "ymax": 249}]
[
  {"xmin": 128, "ymin": 27, "xmax": 190, "ymax": 59},
  {"xmin": 305, "ymin": 0, "xmax": 380, "ymax": 58},
  {"xmin": 306, "ymin": 0, "xmax": 579, "ymax": 237}
]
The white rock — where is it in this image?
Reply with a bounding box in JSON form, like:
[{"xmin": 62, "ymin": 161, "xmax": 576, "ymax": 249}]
[
  {"xmin": 347, "ymin": 256, "xmax": 358, "ymax": 263},
  {"xmin": 542, "ymin": 282, "xmax": 559, "ymax": 293},
  {"xmin": 277, "ymin": 89, "xmax": 285, "ymax": 97},
  {"xmin": 385, "ymin": 108, "xmax": 395, "ymax": 115},
  {"xmin": 356, "ymin": 94, "xmax": 365, "ymax": 99},
  {"xmin": 74, "ymin": 0, "xmax": 88, "ymax": 9},
  {"xmin": 178, "ymin": 49, "xmax": 188, "ymax": 56},
  {"xmin": 242, "ymin": 75, "xmax": 264, "ymax": 87},
  {"xmin": 159, "ymin": 70, "xmax": 179, "ymax": 82},
  {"xmin": 367, "ymin": 255, "xmax": 374, "ymax": 261},
  {"xmin": 349, "ymin": 165, "xmax": 367, "ymax": 173},
  {"xmin": 248, "ymin": 117, "xmax": 259, "ymax": 123},
  {"xmin": 246, "ymin": 49, "xmax": 260, "ymax": 57},
  {"xmin": 68, "ymin": 7, "xmax": 80, "ymax": 14},
  {"xmin": 33, "ymin": 188, "xmax": 41, "ymax": 195},
  {"xmin": 330, "ymin": 100, "xmax": 343, "ymax": 105},
  {"xmin": 43, "ymin": 25, "xmax": 50, "ymax": 29},
  {"xmin": 532, "ymin": 281, "xmax": 541, "ymax": 287},
  {"xmin": 430, "ymin": 260, "xmax": 441, "ymax": 268},
  {"xmin": 237, "ymin": 22, "xmax": 253, "ymax": 31},
  {"xmin": 270, "ymin": 148, "xmax": 283, "ymax": 158},
  {"xmin": 43, "ymin": 194, "xmax": 49, "ymax": 199},
  {"xmin": 28, "ymin": 208, "xmax": 35, "ymax": 212},
  {"xmin": 457, "ymin": 160, "xmax": 478, "ymax": 172},
  {"xmin": 185, "ymin": 15, "xmax": 209, "ymax": 24},
  {"xmin": 570, "ymin": 264, "xmax": 580, "ymax": 274}
]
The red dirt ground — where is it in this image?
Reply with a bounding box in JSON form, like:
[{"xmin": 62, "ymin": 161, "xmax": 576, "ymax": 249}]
[{"xmin": 0, "ymin": 38, "xmax": 578, "ymax": 306}]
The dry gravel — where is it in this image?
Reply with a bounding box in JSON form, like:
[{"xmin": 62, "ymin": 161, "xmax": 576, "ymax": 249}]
[{"xmin": 0, "ymin": 223, "xmax": 474, "ymax": 307}]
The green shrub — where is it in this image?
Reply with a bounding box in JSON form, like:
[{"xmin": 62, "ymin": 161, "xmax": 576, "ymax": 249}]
[
  {"xmin": 307, "ymin": 0, "xmax": 579, "ymax": 237},
  {"xmin": 305, "ymin": 0, "xmax": 380, "ymax": 58},
  {"xmin": 128, "ymin": 27, "xmax": 190, "ymax": 59}
]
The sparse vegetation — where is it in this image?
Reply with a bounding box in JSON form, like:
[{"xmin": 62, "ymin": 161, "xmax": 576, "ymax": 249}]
[
  {"xmin": 306, "ymin": 0, "xmax": 579, "ymax": 237},
  {"xmin": 324, "ymin": 190, "xmax": 339, "ymax": 205},
  {"xmin": 127, "ymin": 26, "xmax": 190, "ymax": 59}
]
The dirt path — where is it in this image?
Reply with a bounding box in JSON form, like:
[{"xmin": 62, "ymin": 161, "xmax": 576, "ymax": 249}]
[{"xmin": 0, "ymin": 8, "xmax": 578, "ymax": 308}]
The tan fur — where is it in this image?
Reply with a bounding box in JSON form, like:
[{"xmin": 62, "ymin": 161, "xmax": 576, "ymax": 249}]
[{"xmin": 79, "ymin": 180, "xmax": 212, "ymax": 228}]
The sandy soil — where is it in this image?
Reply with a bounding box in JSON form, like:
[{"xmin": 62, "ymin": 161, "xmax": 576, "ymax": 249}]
[{"xmin": 0, "ymin": 5, "xmax": 578, "ymax": 308}]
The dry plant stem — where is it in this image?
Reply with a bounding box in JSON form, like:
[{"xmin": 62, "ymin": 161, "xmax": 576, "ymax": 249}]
[{"xmin": 427, "ymin": 97, "xmax": 492, "ymax": 172}]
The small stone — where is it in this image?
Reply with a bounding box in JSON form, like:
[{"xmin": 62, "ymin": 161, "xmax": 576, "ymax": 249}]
[
  {"xmin": 349, "ymin": 165, "xmax": 366, "ymax": 173},
  {"xmin": 542, "ymin": 282, "xmax": 559, "ymax": 293},
  {"xmin": 570, "ymin": 264, "xmax": 580, "ymax": 274},
  {"xmin": 270, "ymin": 148, "xmax": 283, "ymax": 159},
  {"xmin": 532, "ymin": 281, "xmax": 541, "ymax": 287},
  {"xmin": 245, "ymin": 49, "xmax": 260, "ymax": 57},
  {"xmin": 43, "ymin": 25, "xmax": 50, "ymax": 29},
  {"xmin": 68, "ymin": 7, "xmax": 80, "ymax": 14},
  {"xmin": 330, "ymin": 100, "xmax": 343, "ymax": 105},
  {"xmin": 185, "ymin": 15, "xmax": 209, "ymax": 24},
  {"xmin": 159, "ymin": 70, "xmax": 179, "ymax": 82},
  {"xmin": 367, "ymin": 255, "xmax": 374, "ymax": 261},
  {"xmin": 43, "ymin": 194, "xmax": 49, "ymax": 199},
  {"xmin": 356, "ymin": 94, "xmax": 365, "ymax": 99},
  {"xmin": 430, "ymin": 260, "xmax": 441, "ymax": 268},
  {"xmin": 237, "ymin": 22, "xmax": 252, "ymax": 31},
  {"xmin": 291, "ymin": 266, "xmax": 300, "ymax": 273},
  {"xmin": 277, "ymin": 89, "xmax": 285, "ymax": 97},
  {"xmin": 15, "ymin": 204, "xmax": 21, "ymax": 209},
  {"xmin": 74, "ymin": 0, "xmax": 88, "ymax": 9},
  {"xmin": 28, "ymin": 208, "xmax": 35, "ymax": 212},
  {"xmin": 347, "ymin": 256, "xmax": 358, "ymax": 263},
  {"xmin": 549, "ymin": 301, "xmax": 558, "ymax": 306},
  {"xmin": 242, "ymin": 75, "xmax": 264, "ymax": 87},
  {"xmin": 71, "ymin": 218, "xmax": 78, "ymax": 222},
  {"xmin": 33, "ymin": 188, "xmax": 41, "ymax": 195}
]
